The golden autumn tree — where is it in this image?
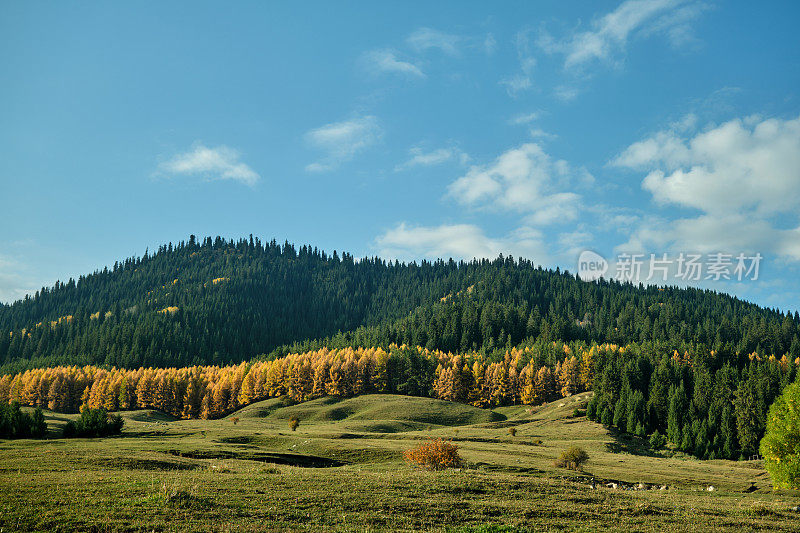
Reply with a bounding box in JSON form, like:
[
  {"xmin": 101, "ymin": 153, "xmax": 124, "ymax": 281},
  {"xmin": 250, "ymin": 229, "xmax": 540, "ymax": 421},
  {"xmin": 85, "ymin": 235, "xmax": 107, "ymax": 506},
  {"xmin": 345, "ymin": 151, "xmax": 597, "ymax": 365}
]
[
  {"xmin": 469, "ymin": 360, "xmax": 488, "ymax": 407},
  {"xmin": 580, "ymin": 347, "xmax": 595, "ymax": 390},
  {"xmin": 183, "ymin": 373, "xmax": 204, "ymax": 419},
  {"xmin": 136, "ymin": 371, "xmax": 154, "ymax": 409},
  {"xmin": 237, "ymin": 369, "xmax": 257, "ymax": 406},
  {"xmin": 519, "ymin": 364, "xmax": 536, "ymax": 405},
  {"xmin": 558, "ymin": 356, "xmax": 581, "ymax": 397}
]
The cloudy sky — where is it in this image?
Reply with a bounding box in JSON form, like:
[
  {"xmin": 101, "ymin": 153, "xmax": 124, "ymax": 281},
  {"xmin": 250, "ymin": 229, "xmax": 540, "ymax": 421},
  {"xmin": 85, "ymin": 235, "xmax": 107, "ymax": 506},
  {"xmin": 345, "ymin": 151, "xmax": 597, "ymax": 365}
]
[{"xmin": 1, "ymin": 1, "xmax": 799, "ymax": 311}]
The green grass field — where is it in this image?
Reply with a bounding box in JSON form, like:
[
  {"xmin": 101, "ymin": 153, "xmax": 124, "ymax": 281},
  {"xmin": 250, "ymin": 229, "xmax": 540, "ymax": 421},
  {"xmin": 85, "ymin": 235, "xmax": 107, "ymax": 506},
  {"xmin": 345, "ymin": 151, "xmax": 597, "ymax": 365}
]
[{"xmin": 1, "ymin": 393, "xmax": 798, "ymax": 532}]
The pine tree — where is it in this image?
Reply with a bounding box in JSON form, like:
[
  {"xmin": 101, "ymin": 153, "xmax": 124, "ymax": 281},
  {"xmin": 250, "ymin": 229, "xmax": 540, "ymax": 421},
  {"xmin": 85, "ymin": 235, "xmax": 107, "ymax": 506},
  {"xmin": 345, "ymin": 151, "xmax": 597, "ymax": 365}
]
[
  {"xmin": 613, "ymin": 394, "xmax": 628, "ymax": 433},
  {"xmin": 667, "ymin": 384, "xmax": 687, "ymax": 446},
  {"xmin": 734, "ymin": 376, "xmax": 763, "ymax": 454}
]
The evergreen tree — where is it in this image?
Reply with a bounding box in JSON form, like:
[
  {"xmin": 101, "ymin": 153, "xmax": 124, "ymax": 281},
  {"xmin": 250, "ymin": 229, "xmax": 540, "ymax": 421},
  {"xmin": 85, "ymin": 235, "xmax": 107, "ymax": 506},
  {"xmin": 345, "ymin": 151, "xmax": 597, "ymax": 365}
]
[
  {"xmin": 667, "ymin": 384, "xmax": 688, "ymax": 447},
  {"xmin": 734, "ymin": 376, "xmax": 764, "ymax": 455}
]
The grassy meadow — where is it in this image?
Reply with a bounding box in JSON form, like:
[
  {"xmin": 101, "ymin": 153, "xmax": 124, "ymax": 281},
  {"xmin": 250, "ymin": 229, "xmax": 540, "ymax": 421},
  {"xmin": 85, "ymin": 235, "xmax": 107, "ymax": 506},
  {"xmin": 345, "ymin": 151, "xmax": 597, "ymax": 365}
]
[{"xmin": 0, "ymin": 393, "xmax": 798, "ymax": 532}]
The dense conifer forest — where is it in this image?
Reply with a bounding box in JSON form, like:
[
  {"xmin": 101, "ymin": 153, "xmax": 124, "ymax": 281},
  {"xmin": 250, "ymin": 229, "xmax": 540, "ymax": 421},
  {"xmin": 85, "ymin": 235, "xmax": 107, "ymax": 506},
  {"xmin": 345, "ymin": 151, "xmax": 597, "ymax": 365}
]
[
  {"xmin": 1, "ymin": 235, "xmax": 799, "ymax": 458},
  {"xmin": 1, "ymin": 235, "xmax": 799, "ymax": 375}
]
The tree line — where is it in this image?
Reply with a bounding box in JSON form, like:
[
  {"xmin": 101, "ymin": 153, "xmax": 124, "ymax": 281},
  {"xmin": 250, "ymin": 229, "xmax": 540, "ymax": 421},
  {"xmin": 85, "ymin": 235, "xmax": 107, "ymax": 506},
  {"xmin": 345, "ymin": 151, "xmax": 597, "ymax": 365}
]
[
  {"xmin": 0, "ymin": 342, "xmax": 596, "ymax": 419},
  {"xmin": 2, "ymin": 340, "xmax": 796, "ymax": 462}
]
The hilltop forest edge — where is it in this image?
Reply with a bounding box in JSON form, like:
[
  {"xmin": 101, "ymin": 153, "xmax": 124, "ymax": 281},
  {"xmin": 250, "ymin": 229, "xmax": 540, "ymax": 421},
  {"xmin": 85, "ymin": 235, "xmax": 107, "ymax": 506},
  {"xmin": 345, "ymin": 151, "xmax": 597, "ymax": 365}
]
[{"xmin": 1, "ymin": 235, "xmax": 799, "ymax": 462}]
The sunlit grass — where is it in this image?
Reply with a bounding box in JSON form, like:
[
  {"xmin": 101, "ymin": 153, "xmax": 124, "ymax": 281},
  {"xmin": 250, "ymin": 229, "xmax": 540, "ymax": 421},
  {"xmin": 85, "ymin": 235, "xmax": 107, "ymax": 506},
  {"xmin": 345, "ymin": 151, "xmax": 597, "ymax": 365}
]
[{"xmin": 1, "ymin": 393, "xmax": 798, "ymax": 531}]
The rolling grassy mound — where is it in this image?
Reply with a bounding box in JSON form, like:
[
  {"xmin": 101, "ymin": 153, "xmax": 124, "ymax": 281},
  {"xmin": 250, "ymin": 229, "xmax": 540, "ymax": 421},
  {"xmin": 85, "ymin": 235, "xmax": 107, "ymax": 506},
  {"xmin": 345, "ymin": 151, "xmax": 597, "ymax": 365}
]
[{"xmin": 234, "ymin": 394, "xmax": 504, "ymax": 431}]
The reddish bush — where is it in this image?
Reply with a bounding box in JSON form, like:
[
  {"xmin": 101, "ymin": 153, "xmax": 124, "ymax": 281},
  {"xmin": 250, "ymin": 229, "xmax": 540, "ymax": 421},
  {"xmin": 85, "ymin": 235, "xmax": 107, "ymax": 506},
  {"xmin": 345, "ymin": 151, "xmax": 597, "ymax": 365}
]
[{"xmin": 404, "ymin": 438, "xmax": 462, "ymax": 471}]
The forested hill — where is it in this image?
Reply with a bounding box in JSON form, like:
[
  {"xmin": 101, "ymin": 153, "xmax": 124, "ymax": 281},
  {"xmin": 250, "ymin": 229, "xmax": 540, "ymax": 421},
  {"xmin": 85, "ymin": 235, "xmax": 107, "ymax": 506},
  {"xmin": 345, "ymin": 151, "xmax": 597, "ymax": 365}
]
[{"xmin": 0, "ymin": 235, "xmax": 798, "ymax": 373}]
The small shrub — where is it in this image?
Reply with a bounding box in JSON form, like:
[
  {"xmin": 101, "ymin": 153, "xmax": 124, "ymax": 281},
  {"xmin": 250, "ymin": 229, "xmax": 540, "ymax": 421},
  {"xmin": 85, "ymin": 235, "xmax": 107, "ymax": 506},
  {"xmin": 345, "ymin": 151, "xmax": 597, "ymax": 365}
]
[
  {"xmin": 649, "ymin": 430, "xmax": 666, "ymax": 449},
  {"xmin": 555, "ymin": 446, "xmax": 589, "ymax": 471},
  {"xmin": 508, "ymin": 427, "xmax": 517, "ymax": 437},
  {"xmin": 572, "ymin": 407, "xmax": 581, "ymax": 418},
  {"xmin": 231, "ymin": 417, "xmax": 239, "ymax": 425},
  {"xmin": 288, "ymin": 416, "xmax": 300, "ymax": 431},
  {"xmin": 404, "ymin": 438, "xmax": 462, "ymax": 471}
]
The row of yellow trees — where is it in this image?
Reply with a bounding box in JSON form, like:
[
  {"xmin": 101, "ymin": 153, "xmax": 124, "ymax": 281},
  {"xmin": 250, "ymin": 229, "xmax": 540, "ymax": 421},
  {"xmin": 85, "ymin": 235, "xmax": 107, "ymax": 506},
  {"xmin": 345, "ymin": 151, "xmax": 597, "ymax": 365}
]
[{"xmin": 0, "ymin": 343, "xmax": 610, "ymax": 419}]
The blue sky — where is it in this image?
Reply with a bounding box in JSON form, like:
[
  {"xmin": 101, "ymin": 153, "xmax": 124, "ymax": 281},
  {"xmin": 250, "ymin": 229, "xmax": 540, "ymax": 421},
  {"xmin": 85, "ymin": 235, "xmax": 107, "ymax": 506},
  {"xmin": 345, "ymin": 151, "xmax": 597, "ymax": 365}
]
[{"xmin": 1, "ymin": 1, "xmax": 799, "ymax": 312}]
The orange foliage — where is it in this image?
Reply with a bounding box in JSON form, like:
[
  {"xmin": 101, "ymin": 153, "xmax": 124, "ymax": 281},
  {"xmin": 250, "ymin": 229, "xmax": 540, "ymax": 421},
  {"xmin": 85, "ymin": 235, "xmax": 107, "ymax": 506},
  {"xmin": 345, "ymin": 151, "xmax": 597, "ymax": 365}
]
[
  {"xmin": 404, "ymin": 438, "xmax": 461, "ymax": 470},
  {"xmin": 0, "ymin": 343, "xmax": 607, "ymax": 419}
]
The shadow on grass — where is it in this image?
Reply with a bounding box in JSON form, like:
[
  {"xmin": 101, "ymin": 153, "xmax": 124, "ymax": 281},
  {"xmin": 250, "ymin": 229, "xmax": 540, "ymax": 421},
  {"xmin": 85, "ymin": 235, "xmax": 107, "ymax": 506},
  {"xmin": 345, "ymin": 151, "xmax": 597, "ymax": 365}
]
[
  {"xmin": 124, "ymin": 410, "xmax": 179, "ymax": 423},
  {"xmin": 605, "ymin": 427, "xmax": 667, "ymax": 458},
  {"xmin": 165, "ymin": 448, "xmax": 347, "ymax": 468},
  {"xmin": 93, "ymin": 456, "xmax": 201, "ymax": 471}
]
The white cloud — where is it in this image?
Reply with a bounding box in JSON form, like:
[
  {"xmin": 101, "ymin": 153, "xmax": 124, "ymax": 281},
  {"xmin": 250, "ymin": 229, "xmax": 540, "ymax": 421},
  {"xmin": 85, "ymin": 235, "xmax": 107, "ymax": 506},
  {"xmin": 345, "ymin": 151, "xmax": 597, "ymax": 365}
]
[
  {"xmin": 509, "ymin": 112, "xmax": 540, "ymax": 125},
  {"xmin": 304, "ymin": 116, "xmax": 382, "ymax": 172},
  {"xmin": 500, "ymin": 74, "xmax": 533, "ymax": 95},
  {"xmin": 613, "ymin": 114, "xmax": 800, "ymax": 259},
  {"xmin": 396, "ymin": 146, "xmax": 469, "ymax": 171},
  {"xmin": 362, "ymin": 49, "xmax": 424, "ymax": 78},
  {"xmin": 158, "ymin": 144, "xmax": 259, "ymax": 186},
  {"xmin": 619, "ymin": 214, "xmax": 800, "ymax": 262},
  {"xmin": 558, "ymin": 229, "xmax": 594, "ymax": 261},
  {"xmin": 553, "ymin": 85, "xmax": 580, "ymax": 102},
  {"xmin": 447, "ymin": 143, "xmax": 592, "ymax": 225},
  {"xmin": 375, "ymin": 222, "xmax": 550, "ymax": 264},
  {"xmin": 539, "ymin": 0, "xmax": 706, "ymax": 70},
  {"xmin": 484, "ymin": 33, "xmax": 497, "ymax": 55},
  {"xmin": 500, "ymin": 31, "xmax": 537, "ymax": 96},
  {"xmin": 508, "ymin": 112, "xmax": 557, "ymax": 139},
  {"xmin": 614, "ymin": 115, "xmax": 800, "ymax": 216},
  {"xmin": 379, "ymin": 141, "xmax": 596, "ymax": 268},
  {"xmin": 670, "ymin": 112, "xmax": 698, "ymax": 132},
  {"xmin": 641, "ymin": 1, "xmax": 709, "ymax": 47},
  {"xmin": 529, "ymin": 128, "xmax": 557, "ymax": 140},
  {"xmin": 407, "ymin": 27, "xmax": 462, "ymax": 55}
]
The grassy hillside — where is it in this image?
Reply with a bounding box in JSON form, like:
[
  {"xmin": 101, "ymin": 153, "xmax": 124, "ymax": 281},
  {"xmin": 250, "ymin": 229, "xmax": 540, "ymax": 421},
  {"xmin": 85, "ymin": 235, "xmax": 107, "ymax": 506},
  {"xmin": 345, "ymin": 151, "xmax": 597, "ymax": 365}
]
[{"xmin": 1, "ymin": 394, "xmax": 797, "ymax": 531}]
